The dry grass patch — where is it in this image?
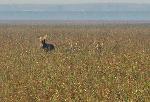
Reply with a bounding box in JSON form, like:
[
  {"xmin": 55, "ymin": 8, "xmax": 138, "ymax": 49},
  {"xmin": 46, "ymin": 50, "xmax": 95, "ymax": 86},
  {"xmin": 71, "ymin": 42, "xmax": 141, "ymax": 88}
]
[{"xmin": 0, "ymin": 24, "xmax": 150, "ymax": 102}]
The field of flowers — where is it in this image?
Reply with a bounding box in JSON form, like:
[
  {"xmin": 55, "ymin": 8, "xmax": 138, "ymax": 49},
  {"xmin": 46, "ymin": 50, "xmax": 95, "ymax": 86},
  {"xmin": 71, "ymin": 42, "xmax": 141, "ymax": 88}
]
[{"xmin": 0, "ymin": 24, "xmax": 150, "ymax": 101}]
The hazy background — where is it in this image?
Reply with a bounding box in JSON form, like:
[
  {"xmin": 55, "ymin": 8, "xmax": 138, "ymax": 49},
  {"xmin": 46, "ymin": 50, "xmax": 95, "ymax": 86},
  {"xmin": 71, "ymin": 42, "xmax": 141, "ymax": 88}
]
[
  {"xmin": 1, "ymin": 0, "xmax": 150, "ymax": 4},
  {"xmin": 0, "ymin": 0, "xmax": 150, "ymax": 21}
]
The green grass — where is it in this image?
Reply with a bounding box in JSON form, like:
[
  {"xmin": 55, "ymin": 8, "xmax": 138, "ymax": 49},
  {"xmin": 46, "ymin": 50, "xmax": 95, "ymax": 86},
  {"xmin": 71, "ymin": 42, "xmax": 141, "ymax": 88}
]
[{"xmin": 0, "ymin": 24, "xmax": 150, "ymax": 102}]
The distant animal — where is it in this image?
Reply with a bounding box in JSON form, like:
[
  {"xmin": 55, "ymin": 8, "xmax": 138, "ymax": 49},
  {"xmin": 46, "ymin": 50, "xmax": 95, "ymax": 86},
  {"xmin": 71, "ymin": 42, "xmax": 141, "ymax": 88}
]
[{"xmin": 39, "ymin": 35, "xmax": 55, "ymax": 52}]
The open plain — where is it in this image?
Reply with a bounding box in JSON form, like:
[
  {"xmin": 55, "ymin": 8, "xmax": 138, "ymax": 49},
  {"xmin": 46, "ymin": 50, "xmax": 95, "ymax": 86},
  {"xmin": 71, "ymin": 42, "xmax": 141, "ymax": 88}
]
[{"xmin": 0, "ymin": 23, "xmax": 150, "ymax": 101}]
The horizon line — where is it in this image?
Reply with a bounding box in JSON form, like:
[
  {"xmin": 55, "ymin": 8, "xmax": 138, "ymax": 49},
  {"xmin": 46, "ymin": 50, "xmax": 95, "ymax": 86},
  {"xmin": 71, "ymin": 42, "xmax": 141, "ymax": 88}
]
[{"xmin": 1, "ymin": 20, "xmax": 150, "ymax": 25}]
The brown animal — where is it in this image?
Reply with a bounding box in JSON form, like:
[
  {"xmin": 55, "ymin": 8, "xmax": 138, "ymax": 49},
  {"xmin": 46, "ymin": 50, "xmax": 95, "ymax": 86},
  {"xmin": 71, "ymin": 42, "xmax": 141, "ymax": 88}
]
[{"xmin": 39, "ymin": 35, "xmax": 55, "ymax": 52}]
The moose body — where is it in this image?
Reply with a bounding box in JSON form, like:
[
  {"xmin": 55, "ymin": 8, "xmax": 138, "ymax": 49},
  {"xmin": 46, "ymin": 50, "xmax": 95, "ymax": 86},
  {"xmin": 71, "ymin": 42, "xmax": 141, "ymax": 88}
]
[{"xmin": 40, "ymin": 35, "xmax": 55, "ymax": 52}]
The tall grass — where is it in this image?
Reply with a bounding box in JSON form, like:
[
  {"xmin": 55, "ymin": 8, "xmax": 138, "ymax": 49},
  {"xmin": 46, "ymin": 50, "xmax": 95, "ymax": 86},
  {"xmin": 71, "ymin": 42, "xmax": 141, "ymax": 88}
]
[{"xmin": 0, "ymin": 24, "xmax": 150, "ymax": 102}]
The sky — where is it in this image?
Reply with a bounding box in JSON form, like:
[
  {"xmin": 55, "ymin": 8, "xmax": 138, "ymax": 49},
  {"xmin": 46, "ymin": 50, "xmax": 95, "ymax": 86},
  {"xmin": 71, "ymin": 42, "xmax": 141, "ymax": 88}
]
[{"xmin": 0, "ymin": 0, "xmax": 150, "ymax": 4}]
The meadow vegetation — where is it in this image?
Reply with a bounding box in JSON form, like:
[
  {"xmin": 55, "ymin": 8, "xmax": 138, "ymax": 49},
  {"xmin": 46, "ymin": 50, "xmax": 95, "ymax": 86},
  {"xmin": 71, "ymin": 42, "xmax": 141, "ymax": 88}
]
[{"xmin": 0, "ymin": 24, "xmax": 150, "ymax": 102}]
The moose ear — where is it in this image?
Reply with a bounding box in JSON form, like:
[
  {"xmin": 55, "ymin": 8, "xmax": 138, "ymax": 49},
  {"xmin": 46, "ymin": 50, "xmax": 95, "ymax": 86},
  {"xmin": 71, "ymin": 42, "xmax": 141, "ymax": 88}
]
[
  {"xmin": 39, "ymin": 37, "xmax": 43, "ymax": 41},
  {"xmin": 43, "ymin": 35, "xmax": 47, "ymax": 39}
]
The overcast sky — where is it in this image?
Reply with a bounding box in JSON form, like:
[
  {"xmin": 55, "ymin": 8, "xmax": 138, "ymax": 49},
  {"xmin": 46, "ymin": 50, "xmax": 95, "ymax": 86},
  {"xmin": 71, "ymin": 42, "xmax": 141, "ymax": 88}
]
[{"xmin": 0, "ymin": 0, "xmax": 150, "ymax": 4}]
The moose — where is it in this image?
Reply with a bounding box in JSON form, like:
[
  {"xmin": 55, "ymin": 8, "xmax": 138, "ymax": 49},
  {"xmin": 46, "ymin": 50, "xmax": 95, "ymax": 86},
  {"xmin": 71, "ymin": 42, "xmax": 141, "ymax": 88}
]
[{"xmin": 39, "ymin": 35, "xmax": 55, "ymax": 52}]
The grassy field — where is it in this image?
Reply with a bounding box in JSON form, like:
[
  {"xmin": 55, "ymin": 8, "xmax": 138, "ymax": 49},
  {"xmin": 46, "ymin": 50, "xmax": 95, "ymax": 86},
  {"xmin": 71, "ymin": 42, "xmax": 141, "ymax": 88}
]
[{"xmin": 0, "ymin": 24, "xmax": 150, "ymax": 102}]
